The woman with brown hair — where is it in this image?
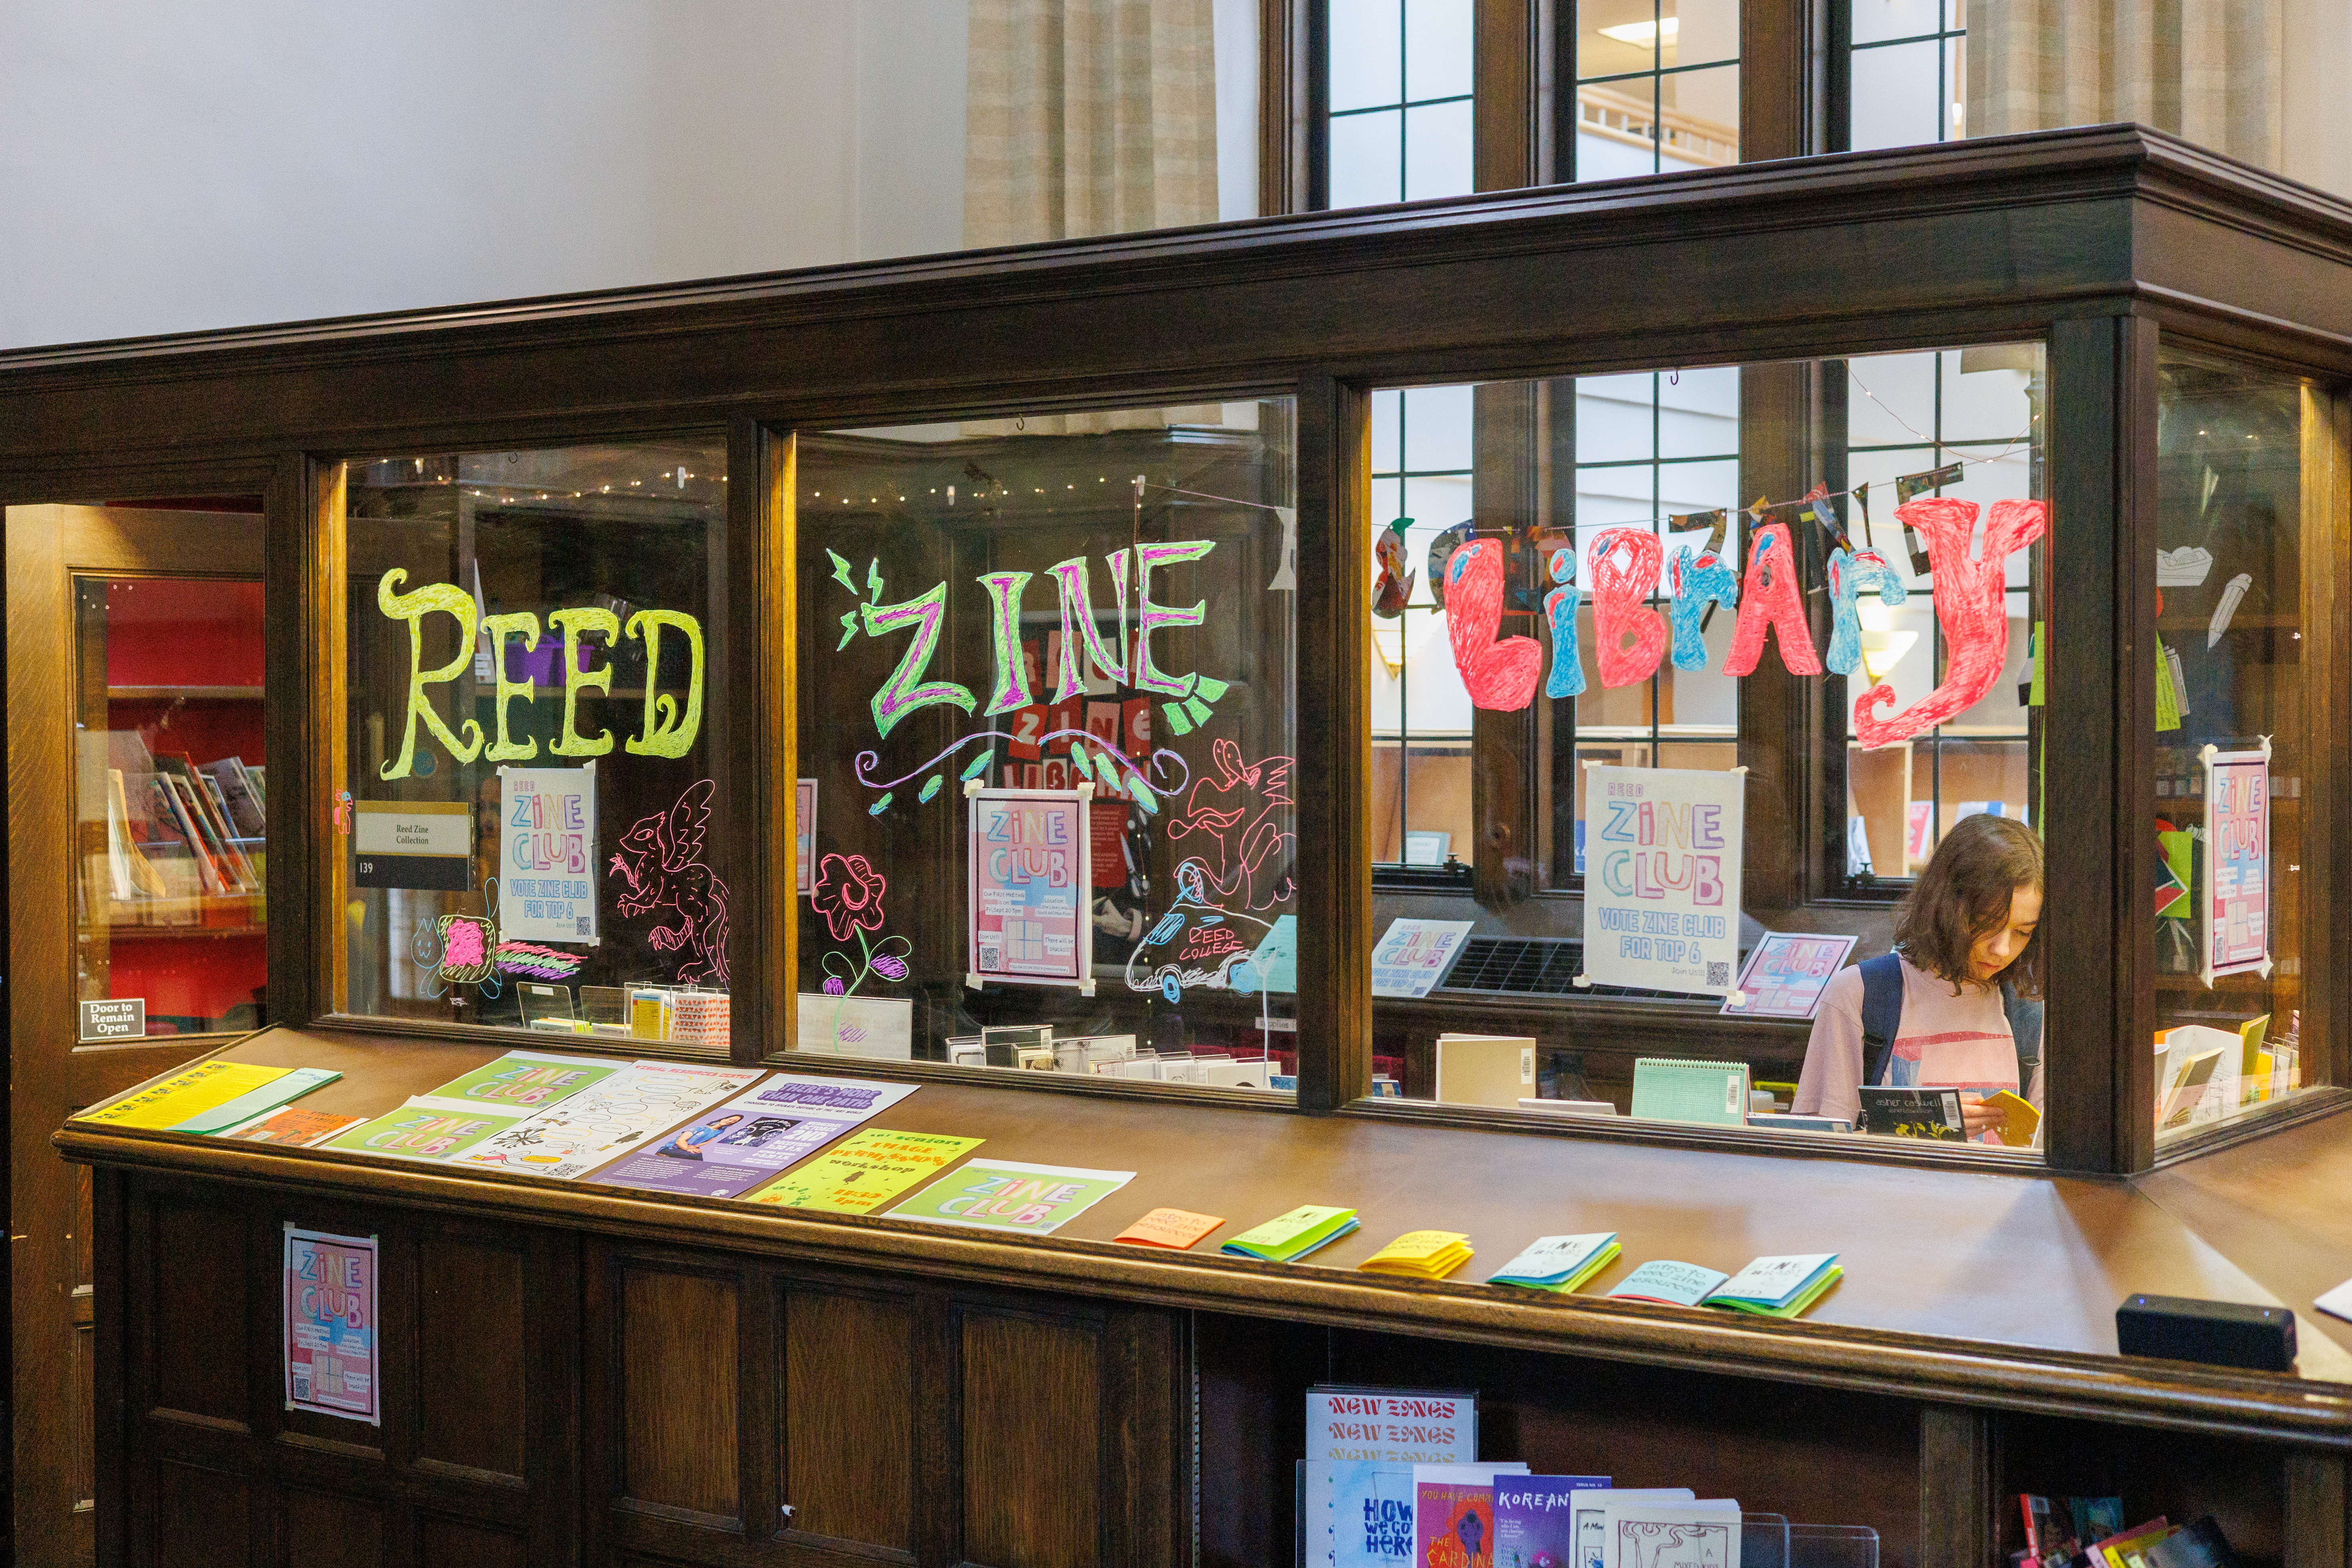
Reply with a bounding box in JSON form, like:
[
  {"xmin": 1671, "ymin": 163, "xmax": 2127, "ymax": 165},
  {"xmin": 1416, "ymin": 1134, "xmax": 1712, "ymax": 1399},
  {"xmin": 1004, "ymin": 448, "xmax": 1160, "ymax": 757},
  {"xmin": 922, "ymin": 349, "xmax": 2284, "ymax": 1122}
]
[{"xmin": 1793, "ymin": 813, "xmax": 2044, "ymax": 1137}]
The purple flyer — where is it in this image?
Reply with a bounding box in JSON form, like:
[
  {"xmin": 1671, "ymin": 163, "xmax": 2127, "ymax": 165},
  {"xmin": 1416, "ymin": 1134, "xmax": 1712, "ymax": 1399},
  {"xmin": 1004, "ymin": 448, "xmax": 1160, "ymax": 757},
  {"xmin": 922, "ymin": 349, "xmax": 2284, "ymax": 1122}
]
[
  {"xmin": 1494, "ymin": 1475, "xmax": 1612, "ymax": 1568},
  {"xmin": 591, "ymin": 1074, "xmax": 916, "ymax": 1199}
]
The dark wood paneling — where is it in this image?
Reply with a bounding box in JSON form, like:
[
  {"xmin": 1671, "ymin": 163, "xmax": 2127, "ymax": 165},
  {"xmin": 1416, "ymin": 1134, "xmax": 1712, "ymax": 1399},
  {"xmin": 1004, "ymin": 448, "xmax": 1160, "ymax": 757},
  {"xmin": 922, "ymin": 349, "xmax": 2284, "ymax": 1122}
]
[
  {"xmin": 418, "ymin": 1513, "xmax": 528, "ymax": 1568},
  {"xmin": 1198, "ymin": 1311, "xmax": 1320, "ymax": 1568},
  {"xmin": 962, "ymin": 1311, "xmax": 1104, "ymax": 1568},
  {"xmin": 620, "ymin": 1264, "xmax": 742, "ymax": 1520},
  {"xmin": 1920, "ymin": 1405, "xmax": 1994, "ymax": 1568},
  {"xmin": 1736, "ymin": 359, "xmax": 1824, "ymax": 916},
  {"xmin": 2045, "ymin": 314, "xmax": 2160, "ymax": 1173},
  {"xmin": 146, "ymin": 1459, "xmax": 252, "ymax": 1568},
  {"xmin": 1295, "ymin": 374, "xmax": 1373, "ymax": 1109},
  {"xmin": 417, "ymin": 1236, "xmax": 526, "ymax": 1480},
  {"xmin": 1261, "ymin": 0, "xmax": 1308, "ymax": 217},
  {"xmin": 1474, "ymin": 0, "xmax": 1537, "ymax": 194},
  {"xmin": 2285, "ymin": 1449, "xmax": 2350, "ymax": 1568},
  {"xmin": 783, "ymin": 1286, "xmax": 919, "ymax": 1553},
  {"xmin": 283, "ymin": 1486, "xmax": 384, "ymax": 1568},
  {"xmin": 1740, "ymin": 0, "xmax": 1824, "ymax": 163},
  {"xmin": 731, "ymin": 419, "xmax": 789, "ymax": 1064},
  {"xmin": 149, "ymin": 1203, "xmax": 250, "ymax": 1425}
]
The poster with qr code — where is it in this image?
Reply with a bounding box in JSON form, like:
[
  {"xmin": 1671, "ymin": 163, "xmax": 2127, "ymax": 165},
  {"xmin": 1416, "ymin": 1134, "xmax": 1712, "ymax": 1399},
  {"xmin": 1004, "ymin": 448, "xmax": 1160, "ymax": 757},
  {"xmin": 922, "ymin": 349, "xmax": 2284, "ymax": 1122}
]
[
  {"xmin": 283, "ymin": 1226, "xmax": 379, "ymax": 1423},
  {"xmin": 2201, "ymin": 742, "xmax": 2272, "ymax": 985},
  {"xmin": 966, "ymin": 785, "xmax": 1094, "ymax": 994},
  {"xmin": 499, "ymin": 764, "xmax": 599, "ymax": 945},
  {"xmin": 1580, "ymin": 764, "xmax": 1745, "ymax": 997}
]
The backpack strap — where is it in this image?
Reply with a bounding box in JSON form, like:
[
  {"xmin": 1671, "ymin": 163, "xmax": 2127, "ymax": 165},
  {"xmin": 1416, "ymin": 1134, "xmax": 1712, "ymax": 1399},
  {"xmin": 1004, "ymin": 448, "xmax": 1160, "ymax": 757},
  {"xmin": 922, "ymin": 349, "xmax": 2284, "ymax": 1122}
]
[
  {"xmin": 2002, "ymin": 982, "xmax": 2044, "ymax": 1081},
  {"xmin": 1857, "ymin": 952, "xmax": 1906, "ymax": 1088}
]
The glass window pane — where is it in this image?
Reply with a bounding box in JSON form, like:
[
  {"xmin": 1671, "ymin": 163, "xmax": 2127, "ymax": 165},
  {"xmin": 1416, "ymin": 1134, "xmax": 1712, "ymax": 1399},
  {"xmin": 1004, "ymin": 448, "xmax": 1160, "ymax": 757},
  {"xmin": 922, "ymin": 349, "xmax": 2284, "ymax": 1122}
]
[
  {"xmin": 1669, "ymin": 0, "xmax": 1743, "ymax": 66},
  {"xmin": 1850, "ymin": 38, "xmax": 1944, "ymax": 151},
  {"xmin": 1403, "ymin": 384, "xmax": 1476, "ymax": 473},
  {"xmin": 1851, "ymin": 0, "xmax": 1942, "ymax": 46},
  {"xmin": 1660, "ymin": 63, "xmax": 1740, "ymax": 169},
  {"xmin": 1403, "ymin": 99, "xmax": 1476, "ymax": 201},
  {"xmin": 76, "ymin": 575, "xmax": 269, "ymax": 1037},
  {"xmin": 1372, "ymin": 348, "xmax": 2050, "ymax": 1162},
  {"xmin": 342, "ymin": 441, "xmax": 727, "ymax": 1044},
  {"xmin": 1329, "ymin": 0, "xmax": 1404, "ymax": 112},
  {"xmin": 1403, "ymin": 0, "xmax": 1474, "ymax": 101},
  {"xmin": 800, "ymin": 400, "xmax": 1297, "ymax": 1093},
  {"xmin": 2152, "ymin": 350, "xmax": 2328, "ymax": 1142},
  {"xmin": 1330, "ymin": 108, "xmax": 1405, "ymax": 209}
]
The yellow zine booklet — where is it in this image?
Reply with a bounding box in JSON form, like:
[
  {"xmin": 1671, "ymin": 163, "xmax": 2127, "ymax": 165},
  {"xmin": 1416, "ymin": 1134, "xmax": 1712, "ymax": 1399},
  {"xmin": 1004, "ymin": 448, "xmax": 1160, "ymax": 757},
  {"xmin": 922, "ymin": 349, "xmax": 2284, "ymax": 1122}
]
[
  {"xmin": 78, "ymin": 1060, "xmax": 293, "ymax": 1130},
  {"xmin": 1356, "ymin": 1230, "xmax": 1474, "ymax": 1280}
]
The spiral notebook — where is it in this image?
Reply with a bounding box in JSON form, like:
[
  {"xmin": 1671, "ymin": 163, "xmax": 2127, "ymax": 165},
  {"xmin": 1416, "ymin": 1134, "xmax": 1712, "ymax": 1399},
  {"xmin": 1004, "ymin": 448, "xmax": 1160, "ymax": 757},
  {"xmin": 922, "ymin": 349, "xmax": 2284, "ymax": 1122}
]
[{"xmin": 1629, "ymin": 1057, "xmax": 1750, "ymax": 1127}]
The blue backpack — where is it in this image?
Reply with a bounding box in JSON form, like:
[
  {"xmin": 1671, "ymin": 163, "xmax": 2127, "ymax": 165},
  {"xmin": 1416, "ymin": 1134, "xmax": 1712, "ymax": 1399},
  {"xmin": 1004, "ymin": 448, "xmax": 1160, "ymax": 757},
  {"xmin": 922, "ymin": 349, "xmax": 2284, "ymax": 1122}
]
[{"xmin": 1857, "ymin": 951, "xmax": 2043, "ymax": 1089}]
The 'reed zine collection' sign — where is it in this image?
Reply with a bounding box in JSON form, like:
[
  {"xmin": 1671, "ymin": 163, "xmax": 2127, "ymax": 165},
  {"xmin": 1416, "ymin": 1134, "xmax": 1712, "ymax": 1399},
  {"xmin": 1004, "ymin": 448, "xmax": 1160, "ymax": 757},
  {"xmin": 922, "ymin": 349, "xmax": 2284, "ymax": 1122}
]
[
  {"xmin": 965, "ymin": 783, "xmax": 1094, "ymax": 995},
  {"xmin": 1581, "ymin": 764, "xmax": 1745, "ymax": 997}
]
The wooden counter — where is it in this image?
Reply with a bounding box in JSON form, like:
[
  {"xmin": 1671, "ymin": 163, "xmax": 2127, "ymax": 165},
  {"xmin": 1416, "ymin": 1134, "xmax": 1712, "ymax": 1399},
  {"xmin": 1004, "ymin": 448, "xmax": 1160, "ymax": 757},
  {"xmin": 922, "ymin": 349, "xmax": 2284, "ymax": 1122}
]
[{"xmin": 58, "ymin": 1026, "xmax": 2352, "ymax": 1568}]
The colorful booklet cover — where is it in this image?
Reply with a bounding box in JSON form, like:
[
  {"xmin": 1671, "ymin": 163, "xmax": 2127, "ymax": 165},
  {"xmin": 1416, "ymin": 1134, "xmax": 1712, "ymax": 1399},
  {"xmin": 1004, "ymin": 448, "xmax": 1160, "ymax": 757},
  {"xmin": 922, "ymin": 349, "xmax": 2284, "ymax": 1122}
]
[
  {"xmin": 884, "ymin": 1157, "xmax": 1134, "ymax": 1236},
  {"xmin": 1702, "ymin": 1253, "xmax": 1842, "ymax": 1317},
  {"xmin": 746, "ymin": 1129, "xmax": 984, "ymax": 1214},
  {"xmin": 1222, "ymin": 1205, "xmax": 1361, "ymax": 1263},
  {"xmin": 324, "ymin": 1100, "xmax": 532, "ymax": 1161},
  {"xmin": 1595, "ymin": 1497, "xmax": 1740, "ymax": 1568},
  {"xmin": 1115, "ymin": 1207, "xmax": 1226, "ymax": 1249},
  {"xmin": 1411, "ymin": 1464, "xmax": 1531, "ymax": 1568},
  {"xmin": 79, "ymin": 1060, "xmax": 292, "ymax": 1130},
  {"xmin": 592, "ymin": 1073, "xmax": 916, "ymax": 1199},
  {"xmin": 1493, "ymin": 1475, "xmax": 1614, "ymax": 1565},
  {"xmin": 414, "ymin": 1049, "xmax": 623, "ymax": 1113},
  {"xmin": 175, "ymin": 1067, "xmax": 341, "ymax": 1134},
  {"xmin": 219, "ymin": 1107, "xmax": 366, "ymax": 1147},
  {"xmin": 1603, "ymin": 1260, "xmax": 1731, "ymax": 1308},
  {"xmin": 1358, "ymin": 1230, "xmax": 1473, "ymax": 1280},
  {"xmin": 1567, "ymin": 1488, "xmax": 1696, "ymax": 1568},
  {"xmin": 1487, "ymin": 1233, "xmax": 1621, "ymax": 1292},
  {"xmin": 447, "ymin": 1060, "xmax": 761, "ymax": 1180},
  {"xmin": 1302, "ymin": 1460, "xmax": 1416, "ymax": 1568}
]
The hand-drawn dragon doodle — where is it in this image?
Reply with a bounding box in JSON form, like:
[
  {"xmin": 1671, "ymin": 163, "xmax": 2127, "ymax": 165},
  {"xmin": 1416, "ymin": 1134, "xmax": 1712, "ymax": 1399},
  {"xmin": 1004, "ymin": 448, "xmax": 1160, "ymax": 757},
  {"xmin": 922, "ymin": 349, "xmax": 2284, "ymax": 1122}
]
[{"xmin": 610, "ymin": 779, "xmax": 730, "ymax": 985}]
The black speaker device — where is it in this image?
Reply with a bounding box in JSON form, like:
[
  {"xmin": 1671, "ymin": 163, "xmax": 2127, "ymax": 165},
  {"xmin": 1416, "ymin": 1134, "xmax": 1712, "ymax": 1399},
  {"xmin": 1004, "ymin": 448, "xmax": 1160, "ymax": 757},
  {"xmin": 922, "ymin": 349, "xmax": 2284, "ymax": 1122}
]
[{"xmin": 2115, "ymin": 1295, "xmax": 2296, "ymax": 1372}]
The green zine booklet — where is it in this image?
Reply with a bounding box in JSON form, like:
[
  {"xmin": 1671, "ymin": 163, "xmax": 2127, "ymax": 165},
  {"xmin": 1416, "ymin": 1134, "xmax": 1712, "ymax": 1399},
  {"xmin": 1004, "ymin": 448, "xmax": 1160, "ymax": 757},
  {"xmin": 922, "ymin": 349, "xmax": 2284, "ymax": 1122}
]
[
  {"xmin": 323, "ymin": 1100, "xmax": 530, "ymax": 1161},
  {"xmin": 1221, "ymin": 1205, "xmax": 1360, "ymax": 1263},
  {"xmin": 885, "ymin": 1158, "xmax": 1134, "ymax": 1236},
  {"xmin": 416, "ymin": 1050, "xmax": 621, "ymax": 1113}
]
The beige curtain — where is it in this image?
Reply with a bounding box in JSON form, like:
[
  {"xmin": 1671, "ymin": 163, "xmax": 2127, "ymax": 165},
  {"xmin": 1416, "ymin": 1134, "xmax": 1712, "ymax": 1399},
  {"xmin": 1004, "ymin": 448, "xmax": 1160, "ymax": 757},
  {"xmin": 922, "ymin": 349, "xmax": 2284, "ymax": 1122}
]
[
  {"xmin": 965, "ymin": 0, "xmax": 1220, "ymax": 433},
  {"xmin": 1967, "ymin": 0, "xmax": 2283, "ymax": 170}
]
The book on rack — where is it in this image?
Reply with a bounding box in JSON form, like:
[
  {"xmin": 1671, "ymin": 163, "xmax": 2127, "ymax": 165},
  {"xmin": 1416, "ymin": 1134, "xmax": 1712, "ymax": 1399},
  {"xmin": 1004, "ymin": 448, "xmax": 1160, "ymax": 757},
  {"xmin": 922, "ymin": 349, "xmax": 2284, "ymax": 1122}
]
[
  {"xmin": 2144, "ymin": 1517, "xmax": 2238, "ymax": 1568},
  {"xmin": 202, "ymin": 756, "xmax": 267, "ymax": 836},
  {"xmin": 1492, "ymin": 1475, "xmax": 1614, "ymax": 1564},
  {"xmin": 1594, "ymin": 1495, "xmax": 1740, "ymax": 1568},
  {"xmin": 2091, "ymin": 1517, "xmax": 2172, "ymax": 1568},
  {"xmin": 1630, "ymin": 1057, "xmax": 1750, "ymax": 1127},
  {"xmin": 1410, "ymin": 1464, "xmax": 1529, "ymax": 1568},
  {"xmin": 1487, "ymin": 1232, "xmax": 1620, "ymax": 1292},
  {"xmin": 1563, "ymin": 1489, "xmax": 1697, "ymax": 1568}
]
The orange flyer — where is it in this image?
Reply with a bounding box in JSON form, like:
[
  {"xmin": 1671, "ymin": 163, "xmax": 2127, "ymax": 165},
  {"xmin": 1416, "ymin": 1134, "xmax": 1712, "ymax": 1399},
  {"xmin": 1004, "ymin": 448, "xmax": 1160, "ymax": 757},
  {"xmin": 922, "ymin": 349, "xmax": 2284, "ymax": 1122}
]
[{"xmin": 1114, "ymin": 1207, "xmax": 1225, "ymax": 1250}]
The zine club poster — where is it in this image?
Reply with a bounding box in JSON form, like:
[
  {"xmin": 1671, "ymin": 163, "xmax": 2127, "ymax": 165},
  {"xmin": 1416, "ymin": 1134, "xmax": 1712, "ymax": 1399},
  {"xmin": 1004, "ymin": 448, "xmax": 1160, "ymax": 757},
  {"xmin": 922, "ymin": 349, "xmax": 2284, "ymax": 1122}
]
[
  {"xmin": 2202, "ymin": 743, "xmax": 2272, "ymax": 983},
  {"xmin": 498, "ymin": 765, "xmax": 598, "ymax": 944},
  {"xmin": 966, "ymin": 786, "xmax": 1093, "ymax": 993},
  {"xmin": 1719, "ymin": 932, "xmax": 1857, "ymax": 1020},
  {"xmin": 1582, "ymin": 764, "xmax": 1745, "ymax": 996},
  {"xmin": 282, "ymin": 1226, "xmax": 378, "ymax": 1423},
  {"xmin": 884, "ymin": 1158, "xmax": 1132, "ymax": 1236},
  {"xmin": 1368, "ymin": 919, "xmax": 1474, "ymax": 999}
]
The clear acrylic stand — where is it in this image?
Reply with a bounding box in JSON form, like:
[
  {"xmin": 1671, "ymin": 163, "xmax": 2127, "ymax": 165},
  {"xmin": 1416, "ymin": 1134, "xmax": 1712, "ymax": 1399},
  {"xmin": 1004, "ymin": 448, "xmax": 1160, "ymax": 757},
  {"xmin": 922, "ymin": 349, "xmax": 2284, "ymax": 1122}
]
[
  {"xmin": 1740, "ymin": 1511, "xmax": 1792, "ymax": 1567},
  {"xmin": 1788, "ymin": 1522, "xmax": 1881, "ymax": 1568}
]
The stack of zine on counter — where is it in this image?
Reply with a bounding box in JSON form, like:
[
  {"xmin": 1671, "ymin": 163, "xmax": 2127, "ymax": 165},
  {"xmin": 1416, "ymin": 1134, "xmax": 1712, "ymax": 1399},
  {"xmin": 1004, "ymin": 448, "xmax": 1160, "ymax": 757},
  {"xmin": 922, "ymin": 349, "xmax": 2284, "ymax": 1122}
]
[{"xmin": 1300, "ymin": 1383, "xmax": 1879, "ymax": 1568}]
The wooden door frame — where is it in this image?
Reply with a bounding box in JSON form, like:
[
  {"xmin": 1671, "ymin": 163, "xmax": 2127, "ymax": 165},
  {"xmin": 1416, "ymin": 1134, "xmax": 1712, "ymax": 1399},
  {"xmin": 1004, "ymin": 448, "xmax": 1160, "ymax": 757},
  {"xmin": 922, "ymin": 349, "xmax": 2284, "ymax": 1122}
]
[{"xmin": 5, "ymin": 498, "xmax": 269, "ymax": 1567}]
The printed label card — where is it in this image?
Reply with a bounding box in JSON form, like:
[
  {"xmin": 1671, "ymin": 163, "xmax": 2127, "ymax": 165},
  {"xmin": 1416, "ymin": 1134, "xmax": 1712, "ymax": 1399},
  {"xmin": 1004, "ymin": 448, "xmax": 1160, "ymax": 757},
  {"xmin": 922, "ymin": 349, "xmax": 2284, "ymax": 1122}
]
[
  {"xmin": 746, "ymin": 1129, "xmax": 984, "ymax": 1214},
  {"xmin": 447, "ymin": 1060, "xmax": 761, "ymax": 1180},
  {"xmin": 593, "ymin": 1074, "xmax": 917, "ymax": 1199},
  {"xmin": 883, "ymin": 1157, "xmax": 1133, "ymax": 1235},
  {"xmin": 282, "ymin": 1226, "xmax": 379, "ymax": 1424}
]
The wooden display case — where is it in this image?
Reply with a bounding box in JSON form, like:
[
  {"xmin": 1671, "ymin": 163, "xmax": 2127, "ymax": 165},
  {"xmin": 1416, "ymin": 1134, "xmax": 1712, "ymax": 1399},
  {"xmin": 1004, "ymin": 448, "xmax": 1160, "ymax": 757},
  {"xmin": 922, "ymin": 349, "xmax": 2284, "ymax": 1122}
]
[{"xmin": 9, "ymin": 124, "xmax": 2352, "ymax": 1566}]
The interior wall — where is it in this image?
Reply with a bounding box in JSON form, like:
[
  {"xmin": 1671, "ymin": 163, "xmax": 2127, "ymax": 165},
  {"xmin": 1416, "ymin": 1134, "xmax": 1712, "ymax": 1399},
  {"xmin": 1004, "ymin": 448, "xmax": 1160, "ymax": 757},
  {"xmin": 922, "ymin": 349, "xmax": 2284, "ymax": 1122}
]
[{"xmin": 0, "ymin": 0, "xmax": 1269, "ymax": 353}]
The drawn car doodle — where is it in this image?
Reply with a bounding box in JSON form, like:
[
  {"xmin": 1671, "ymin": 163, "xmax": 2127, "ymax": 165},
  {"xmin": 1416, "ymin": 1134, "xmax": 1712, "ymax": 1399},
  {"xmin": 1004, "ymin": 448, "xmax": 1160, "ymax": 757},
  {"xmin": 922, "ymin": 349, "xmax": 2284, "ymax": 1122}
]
[
  {"xmin": 610, "ymin": 779, "xmax": 730, "ymax": 985},
  {"xmin": 1164, "ymin": 741, "xmax": 1295, "ymax": 913},
  {"xmin": 809, "ymin": 852, "xmax": 913, "ymax": 997},
  {"xmin": 1123, "ymin": 861, "xmax": 1278, "ymax": 1000}
]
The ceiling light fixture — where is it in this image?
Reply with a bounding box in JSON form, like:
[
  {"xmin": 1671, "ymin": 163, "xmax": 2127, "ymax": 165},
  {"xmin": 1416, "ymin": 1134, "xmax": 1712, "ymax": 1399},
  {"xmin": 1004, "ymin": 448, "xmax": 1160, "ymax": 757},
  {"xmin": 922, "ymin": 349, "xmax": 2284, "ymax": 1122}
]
[{"xmin": 1598, "ymin": 16, "xmax": 1679, "ymax": 46}]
